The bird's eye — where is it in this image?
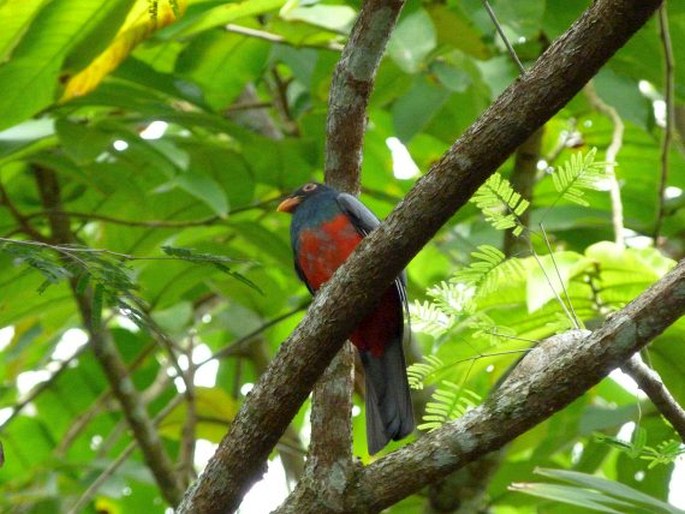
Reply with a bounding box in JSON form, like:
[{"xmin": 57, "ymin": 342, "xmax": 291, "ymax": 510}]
[{"xmin": 303, "ymin": 183, "xmax": 317, "ymax": 192}]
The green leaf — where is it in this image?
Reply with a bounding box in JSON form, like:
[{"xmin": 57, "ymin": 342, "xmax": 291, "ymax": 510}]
[
  {"xmin": 470, "ymin": 173, "xmax": 530, "ymax": 235},
  {"xmin": 177, "ymin": 32, "xmax": 270, "ymax": 110},
  {"xmin": 0, "ymin": 0, "xmax": 51, "ymax": 62},
  {"xmin": 407, "ymin": 355, "xmax": 445, "ymax": 390},
  {"xmin": 175, "ymin": 171, "xmax": 229, "ymax": 217},
  {"xmin": 510, "ymin": 482, "xmax": 628, "ymax": 513},
  {"xmin": 158, "ymin": 387, "xmax": 238, "ymax": 442},
  {"xmin": 387, "ymin": 9, "xmax": 437, "ymax": 74},
  {"xmin": 549, "ymin": 148, "xmax": 606, "ymax": 207},
  {"xmin": 169, "ymin": 0, "xmax": 287, "ymax": 39},
  {"xmin": 534, "ymin": 468, "xmax": 685, "ymax": 513},
  {"xmin": 0, "ymin": 0, "xmax": 134, "ymax": 131},
  {"xmin": 55, "ymin": 118, "xmax": 113, "ymax": 164},
  {"xmin": 280, "ymin": 4, "xmax": 356, "ymax": 33},
  {"xmin": 392, "ymin": 76, "xmax": 451, "ymax": 141},
  {"xmin": 426, "ymin": 5, "xmax": 490, "ymax": 59},
  {"xmin": 418, "ymin": 382, "xmax": 481, "ymax": 431}
]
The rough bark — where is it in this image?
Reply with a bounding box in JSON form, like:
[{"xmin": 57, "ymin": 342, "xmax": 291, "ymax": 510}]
[
  {"xmin": 177, "ymin": 1, "xmax": 663, "ymax": 512},
  {"xmin": 325, "ymin": 0, "xmax": 406, "ymax": 192}
]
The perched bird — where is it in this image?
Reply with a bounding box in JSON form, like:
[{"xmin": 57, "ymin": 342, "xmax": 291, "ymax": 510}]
[{"xmin": 277, "ymin": 182, "xmax": 414, "ymax": 454}]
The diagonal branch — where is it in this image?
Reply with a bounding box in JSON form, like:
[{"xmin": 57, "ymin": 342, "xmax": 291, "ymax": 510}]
[
  {"xmin": 621, "ymin": 353, "xmax": 685, "ymax": 441},
  {"xmin": 177, "ymin": 0, "xmax": 663, "ymax": 512},
  {"xmin": 346, "ymin": 259, "xmax": 685, "ymax": 511}
]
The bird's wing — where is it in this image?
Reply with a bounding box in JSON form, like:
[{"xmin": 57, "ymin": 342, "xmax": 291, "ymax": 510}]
[
  {"xmin": 336, "ymin": 192, "xmax": 409, "ymax": 308},
  {"xmin": 336, "ymin": 192, "xmax": 381, "ymax": 236},
  {"xmin": 294, "ymin": 259, "xmax": 316, "ymax": 295}
]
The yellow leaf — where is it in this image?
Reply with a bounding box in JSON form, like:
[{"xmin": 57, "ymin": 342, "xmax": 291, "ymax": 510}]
[
  {"xmin": 61, "ymin": 0, "xmax": 187, "ymax": 100},
  {"xmin": 157, "ymin": 386, "xmax": 238, "ymax": 443}
]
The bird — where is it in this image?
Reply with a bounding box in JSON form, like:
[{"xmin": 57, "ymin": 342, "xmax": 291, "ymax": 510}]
[{"xmin": 277, "ymin": 182, "xmax": 414, "ymax": 454}]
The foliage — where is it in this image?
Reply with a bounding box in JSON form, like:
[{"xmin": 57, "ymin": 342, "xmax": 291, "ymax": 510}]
[
  {"xmin": 511, "ymin": 468, "xmax": 685, "ymax": 514},
  {"xmin": 595, "ymin": 427, "xmax": 685, "ymax": 469},
  {"xmin": 548, "ymin": 147, "xmax": 607, "ymax": 207},
  {"xmin": 470, "ymin": 173, "xmax": 530, "ymax": 236},
  {"xmin": 418, "ymin": 381, "xmax": 481, "ymax": 431},
  {"xmin": 0, "ymin": 0, "xmax": 684, "ymax": 513}
]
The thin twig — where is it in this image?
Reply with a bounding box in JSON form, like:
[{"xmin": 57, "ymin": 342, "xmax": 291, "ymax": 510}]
[
  {"xmin": 33, "ymin": 165, "xmax": 184, "ymax": 506},
  {"xmin": 179, "ymin": 332, "xmax": 198, "ymax": 486},
  {"xmin": 0, "ymin": 343, "xmax": 91, "ymax": 432},
  {"xmin": 0, "ymin": 182, "xmax": 46, "ymax": 241},
  {"xmin": 21, "ymin": 197, "xmax": 279, "ymax": 228},
  {"xmin": 67, "ymin": 394, "xmax": 185, "ymax": 514},
  {"xmin": 653, "ymin": 3, "xmax": 675, "ymax": 245},
  {"xmin": 226, "ymin": 24, "xmax": 344, "ymax": 52},
  {"xmin": 585, "ymin": 81, "xmax": 625, "ymax": 247},
  {"xmin": 197, "ymin": 302, "xmax": 308, "ymax": 367},
  {"xmin": 482, "ymin": 0, "xmax": 526, "ymax": 75},
  {"xmin": 621, "ymin": 353, "xmax": 685, "ymax": 441},
  {"xmin": 540, "ymin": 224, "xmax": 581, "ymax": 329},
  {"xmin": 531, "ymin": 247, "xmax": 577, "ymax": 327}
]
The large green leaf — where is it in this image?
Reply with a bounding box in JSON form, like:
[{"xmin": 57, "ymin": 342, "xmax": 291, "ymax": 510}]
[{"xmin": 0, "ymin": 0, "xmax": 134, "ymax": 130}]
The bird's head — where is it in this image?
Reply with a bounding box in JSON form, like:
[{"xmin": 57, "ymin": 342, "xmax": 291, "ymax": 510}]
[{"xmin": 276, "ymin": 182, "xmax": 329, "ymax": 214}]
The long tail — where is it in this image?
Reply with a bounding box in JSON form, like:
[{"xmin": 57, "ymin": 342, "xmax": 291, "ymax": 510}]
[{"xmin": 360, "ymin": 336, "xmax": 414, "ymax": 455}]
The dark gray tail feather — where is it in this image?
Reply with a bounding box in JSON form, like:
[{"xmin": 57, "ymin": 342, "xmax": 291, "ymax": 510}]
[{"xmin": 360, "ymin": 337, "xmax": 415, "ymax": 455}]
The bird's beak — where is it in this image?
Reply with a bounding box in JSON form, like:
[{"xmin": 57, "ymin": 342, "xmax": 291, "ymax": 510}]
[{"xmin": 277, "ymin": 196, "xmax": 301, "ymax": 213}]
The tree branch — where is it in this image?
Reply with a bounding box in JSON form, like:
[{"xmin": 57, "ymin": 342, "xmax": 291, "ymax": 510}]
[
  {"xmin": 66, "ymin": 394, "xmax": 186, "ymax": 514},
  {"xmin": 325, "ymin": 0, "xmax": 407, "ymax": 192},
  {"xmin": 345, "ymin": 260, "xmax": 685, "ymax": 511},
  {"xmin": 0, "ymin": 181, "xmax": 46, "ymax": 241},
  {"xmin": 621, "ymin": 353, "xmax": 685, "ymax": 441},
  {"xmin": 275, "ymin": 345, "xmax": 355, "ymax": 514},
  {"xmin": 653, "ymin": 3, "xmax": 675, "ymax": 245},
  {"xmin": 33, "ymin": 165, "xmax": 184, "ymax": 507},
  {"xmin": 585, "ymin": 81, "xmax": 625, "ymax": 247},
  {"xmin": 503, "ymin": 127, "xmax": 544, "ymax": 257},
  {"xmin": 299, "ymin": 0, "xmax": 408, "ymax": 489},
  {"xmin": 177, "ymin": 0, "xmax": 663, "ymax": 512}
]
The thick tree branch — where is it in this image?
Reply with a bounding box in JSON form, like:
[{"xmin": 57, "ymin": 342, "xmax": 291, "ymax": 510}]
[
  {"xmin": 325, "ymin": 0, "xmax": 406, "ymax": 192},
  {"xmin": 345, "ymin": 260, "xmax": 685, "ymax": 511},
  {"xmin": 621, "ymin": 353, "xmax": 685, "ymax": 441},
  {"xmin": 177, "ymin": 1, "xmax": 663, "ymax": 512},
  {"xmin": 275, "ymin": 345, "xmax": 355, "ymax": 514}
]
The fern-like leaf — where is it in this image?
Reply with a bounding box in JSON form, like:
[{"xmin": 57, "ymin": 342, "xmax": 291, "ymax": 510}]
[
  {"xmin": 161, "ymin": 246, "xmax": 261, "ymax": 294},
  {"xmin": 595, "ymin": 429, "xmax": 685, "ymax": 468},
  {"xmin": 426, "ymin": 281, "xmax": 475, "ymax": 316},
  {"xmin": 410, "ymin": 300, "xmax": 454, "ymax": 337},
  {"xmin": 452, "ymin": 245, "xmax": 526, "ymax": 298},
  {"xmin": 419, "ymin": 382, "xmax": 481, "ymax": 431},
  {"xmin": 471, "ymin": 173, "xmax": 529, "ymax": 236},
  {"xmin": 407, "ymin": 355, "xmax": 445, "ymax": 390},
  {"xmin": 550, "ymin": 148, "xmax": 606, "ymax": 207}
]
